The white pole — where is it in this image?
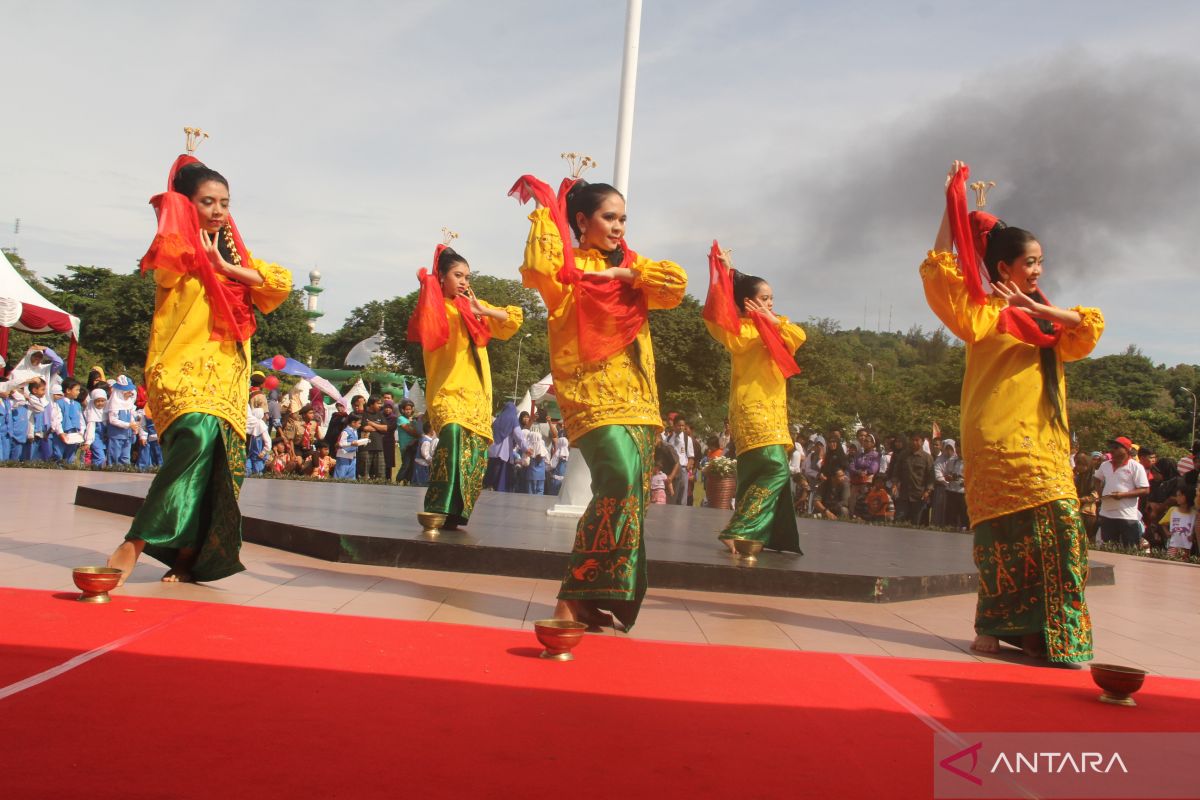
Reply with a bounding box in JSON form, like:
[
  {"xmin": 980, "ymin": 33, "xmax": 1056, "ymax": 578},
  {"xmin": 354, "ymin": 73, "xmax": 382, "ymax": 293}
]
[{"xmin": 612, "ymin": 0, "xmax": 643, "ymax": 196}]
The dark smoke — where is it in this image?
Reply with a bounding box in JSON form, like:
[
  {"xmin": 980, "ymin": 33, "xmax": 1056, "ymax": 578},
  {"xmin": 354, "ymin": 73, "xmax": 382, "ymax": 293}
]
[{"xmin": 783, "ymin": 52, "xmax": 1200, "ymax": 297}]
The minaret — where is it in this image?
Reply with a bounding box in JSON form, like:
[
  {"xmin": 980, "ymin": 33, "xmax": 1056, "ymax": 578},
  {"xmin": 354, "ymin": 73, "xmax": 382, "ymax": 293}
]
[{"xmin": 303, "ymin": 269, "xmax": 324, "ymax": 332}]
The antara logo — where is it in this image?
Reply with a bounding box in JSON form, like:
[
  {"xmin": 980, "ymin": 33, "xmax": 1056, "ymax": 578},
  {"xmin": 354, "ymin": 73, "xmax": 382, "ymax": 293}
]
[
  {"xmin": 940, "ymin": 742, "xmax": 1129, "ymax": 785},
  {"xmin": 991, "ymin": 751, "xmax": 1129, "ymax": 774}
]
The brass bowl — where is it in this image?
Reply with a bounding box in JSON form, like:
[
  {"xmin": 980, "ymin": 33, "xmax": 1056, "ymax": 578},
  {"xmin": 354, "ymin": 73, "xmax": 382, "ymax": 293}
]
[
  {"xmin": 731, "ymin": 538, "xmax": 764, "ymax": 565},
  {"xmin": 72, "ymin": 566, "xmax": 123, "ymax": 604},
  {"xmin": 417, "ymin": 512, "xmax": 446, "ymax": 537},
  {"xmin": 533, "ymin": 619, "xmax": 588, "ymax": 661},
  {"xmin": 1090, "ymin": 663, "xmax": 1147, "ymax": 707}
]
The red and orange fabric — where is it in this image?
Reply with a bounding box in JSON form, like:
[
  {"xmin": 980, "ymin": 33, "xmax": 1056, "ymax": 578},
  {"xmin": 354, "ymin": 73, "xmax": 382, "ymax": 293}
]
[
  {"xmin": 140, "ymin": 154, "xmax": 257, "ymax": 343},
  {"xmin": 945, "ymin": 164, "xmax": 1061, "ymax": 349},
  {"xmin": 702, "ymin": 240, "xmax": 801, "ymax": 379},
  {"xmin": 406, "ymin": 244, "xmax": 492, "ymax": 351},
  {"xmin": 508, "ymin": 174, "xmax": 645, "ymax": 364}
]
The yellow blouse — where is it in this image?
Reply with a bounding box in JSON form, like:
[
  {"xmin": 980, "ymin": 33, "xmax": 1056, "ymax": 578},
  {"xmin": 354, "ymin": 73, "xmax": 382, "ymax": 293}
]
[
  {"xmin": 144, "ymin": 256, "xmax": 293, "ymax": 435},
  {"xmin": 920, "ymin": 250, "xmax": 1104, "ymax": 524},
  {"xmin": 705, "ymin": 316, "xmax": 806, "ymax": 454},
  {"xmin": 520, "ymin": 208, "xmax": 687, "ymax": 441},
  {"xmin": 424, "ymin": 298, "xmax": 522, "ymax": 440}
]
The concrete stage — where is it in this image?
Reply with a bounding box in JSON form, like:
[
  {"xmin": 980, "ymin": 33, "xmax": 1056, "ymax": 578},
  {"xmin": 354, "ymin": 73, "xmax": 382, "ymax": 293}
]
[{"xmin": 75, "ymin": 478, "xmax": 1114, "ymax": 603}]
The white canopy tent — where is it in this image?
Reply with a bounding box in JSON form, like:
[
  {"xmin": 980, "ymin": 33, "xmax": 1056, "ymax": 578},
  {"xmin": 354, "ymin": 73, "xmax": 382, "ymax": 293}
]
[{"xmin": 0, "ymin": 253, "xmax": 81, "ymax": 372}]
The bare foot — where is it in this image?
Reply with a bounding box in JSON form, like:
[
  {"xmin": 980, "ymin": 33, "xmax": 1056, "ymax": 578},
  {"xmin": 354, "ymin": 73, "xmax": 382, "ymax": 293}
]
[
  {"xmin": 970, "ymin": 634, "xmax": 1000, "ymax": 654},
  {"xmin": 553, "ymin": 599, "xmax": 612, "ymax": 630},
  {"xmin": 1020, "ymin": 633, "xmax": 1047, "ymax": 659},
  {"xmin": 162, "ymin": 549, "xmax": 196, "ymax": 583},
  {"xmin": 106, "ymin": 539, "xmax": 145, "ymax": 587},
  {"xmin": 553, "ymin": 599, "xmax": 576, "ymax": 622}
]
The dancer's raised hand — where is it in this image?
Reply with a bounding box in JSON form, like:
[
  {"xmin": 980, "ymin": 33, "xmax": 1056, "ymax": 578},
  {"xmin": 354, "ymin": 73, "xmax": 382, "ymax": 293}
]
[
  {"xmin": 745, "ymin": 298, "xmax": 778, "ymax": 325},
  {"xmin": 992, "ymin": 280, "xmax": 1037, "ymax": 313},
  {"xmin": 946, "ymin": 159, "xmax": 966, "ymax": 188}
]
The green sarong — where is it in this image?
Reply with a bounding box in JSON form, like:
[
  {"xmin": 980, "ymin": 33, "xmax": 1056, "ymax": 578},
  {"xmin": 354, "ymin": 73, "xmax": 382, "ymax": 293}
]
[
  {"xmin": 559, "ymin": 424, "xmax": 655, "ymax": 631},
  {"xmin": 125, "ymin": 412, "xmax": 247, "ymax": 582},
  {"xmin": 973, "ymin": 497, "xmax": 1093, "ymax": 663},
  {"xmin": 423, "ymin": 423, "xmax": 489, "ymax": 526},
  {"xmin": 718, "ymin": 444, "xmax": 803, "ymax": 554}
]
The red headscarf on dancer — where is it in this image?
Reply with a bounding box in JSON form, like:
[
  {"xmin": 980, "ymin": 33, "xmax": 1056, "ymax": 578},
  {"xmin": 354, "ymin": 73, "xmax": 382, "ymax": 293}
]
[
  {"xmin": 406, "ymin": 244, "xmax": 493, "ymax": 350},
  {"xmin": 508, "ymin": 174, "xmax": 646, "ymax": 364},
  {"xmin": 140, "ymin": 153, "xmax": 257, "ymax": 343},
  {"xmin": 945, "ymin": 163, "xmax": 1061, "ymax": 348},
  {"xmin": 702, "ymin": 240, "xmax": 801, "ymax": 378}
]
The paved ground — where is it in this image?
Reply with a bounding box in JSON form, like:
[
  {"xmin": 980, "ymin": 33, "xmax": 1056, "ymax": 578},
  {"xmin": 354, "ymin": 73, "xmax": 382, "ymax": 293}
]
[{"xmin": 3, "ymin": 468, "xmax": 1198, "ymax": 678}]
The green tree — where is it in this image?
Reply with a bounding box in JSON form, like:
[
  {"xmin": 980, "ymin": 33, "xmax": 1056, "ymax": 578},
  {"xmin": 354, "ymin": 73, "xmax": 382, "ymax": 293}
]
[{"xmin": 649, "ymin": 295, "xmax": 729, "ymax": 428}]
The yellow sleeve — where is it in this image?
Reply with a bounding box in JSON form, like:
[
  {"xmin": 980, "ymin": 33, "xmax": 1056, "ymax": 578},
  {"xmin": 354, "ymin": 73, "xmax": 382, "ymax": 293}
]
[
  {"xmin": 776, "ymin": 315, "xmax": 807, "ymax": 352},
  {"xmin": 704, "ymin": 318, "xmax": 749, "ymax": 353},
  {"xmin": 153, "ymin": 267, "xmax": 185, "ymax": 291},
  {"xmin": 631, "ymin": 254, "xmax": 687, "ymax": 310},
  {"xmin": 1056, "ymin": 306, "xmax": 1104, "ymax": 363},
  {"xmin": 249, "ymin": 256, "xmax": 293, "ymax": 315},
  {"xmin": 520, "ymin": 207, "xmax": 567, "ymax": 311},
  {"xmin": 1159, "ymin": 507, "xmax": 1174, "ymax": 526},
  {"xmin": 482, "ymin": 301, "xmax": 523, "ymax": 341},
  {"xmin": 920, "ymin": 250, "xmax": 1001, "ymax": 344}
]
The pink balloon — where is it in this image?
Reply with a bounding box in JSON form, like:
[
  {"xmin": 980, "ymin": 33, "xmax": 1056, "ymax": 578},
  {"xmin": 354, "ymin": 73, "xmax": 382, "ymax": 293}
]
[
  {"xmin": 263, "ymin": 376, "xmax": 279, "ymax": 391},
  {"xmin": 272, "ymin": 355, "xmax": 287, "ymax": 371}
]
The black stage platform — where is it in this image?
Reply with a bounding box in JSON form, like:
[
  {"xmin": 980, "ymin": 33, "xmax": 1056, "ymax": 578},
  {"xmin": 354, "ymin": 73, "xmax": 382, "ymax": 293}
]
[{"xmin": 75, "ymin": 478, "xmax": 1114, "ymax": 603}]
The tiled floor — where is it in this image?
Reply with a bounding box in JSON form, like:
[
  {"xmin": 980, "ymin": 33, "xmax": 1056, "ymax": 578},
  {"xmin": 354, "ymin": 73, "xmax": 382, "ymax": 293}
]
[{"xmin": 3, "ymin": 468, "xmax": 1198, "ymax": 678}]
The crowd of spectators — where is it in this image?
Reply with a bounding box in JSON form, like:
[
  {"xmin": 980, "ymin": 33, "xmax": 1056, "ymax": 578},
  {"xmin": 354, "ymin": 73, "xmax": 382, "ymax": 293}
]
[{"xmin": 5, "ymin": 344, "xmax": 1197, "ymax": 557}]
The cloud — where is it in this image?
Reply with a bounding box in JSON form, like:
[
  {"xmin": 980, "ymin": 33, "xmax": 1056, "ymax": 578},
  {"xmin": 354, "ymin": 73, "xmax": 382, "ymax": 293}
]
[{"xmin": 779, "ymin": 51, "xmax": 1200, "ymax": 297}]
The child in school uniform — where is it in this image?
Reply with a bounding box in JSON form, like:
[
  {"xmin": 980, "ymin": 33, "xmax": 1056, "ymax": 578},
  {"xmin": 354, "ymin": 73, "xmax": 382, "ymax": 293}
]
[
  {"xmin": 334, "ymin": 414, "xmax": 369, "ymax": 479},
  {"xmin": 0, "ymin": 386, "xmax": 11, "ymax": 462},
  {"xmin": 412, "ymin": 422, "xmax": 435, "ymax": 487},
  {"xmin": 23, "ymin": 379, "xmax": 50, "ymax": 462},
  {"xmin": 245, "ymin": 406, "xmax": 270, "ymax": 475},
  {"xmin": 51, "ymin": 378, "xmax": 84, "ymax": 464},
  {"xmin": 137, "ymin": 406, "xmax": 163, "ymax": 469},
  {"xmin": 105, "ymin": 376, "xmax": 139, "ymax": 466},
  {"xmin": 83, "ymin": 388, "xmax": 109, "ymax": 468},
  {"xmin": 526, "ymin": 433, "xmax": 549, "ymax": 495},
  {"xmin": 303, "ymin": 441, "xmax": 337, "ymax": 479},
  {"xmin": 9, "ymin": 388, "xmax": 32, "ymax": 461},
  {"xmin": 266, "ymin": 440, "xmax": 295, "ymax": 474}
]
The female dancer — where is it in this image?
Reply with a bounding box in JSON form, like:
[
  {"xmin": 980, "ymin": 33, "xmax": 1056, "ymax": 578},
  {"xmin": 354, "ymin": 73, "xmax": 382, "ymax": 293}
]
[
  {"xmin": 510, "ymin": 167, "xmax": 686, "ymax": 630},
  {"xmin": 107, "ymin": 134, "xmax": 292, "ymax": 584},
  {"xmin": 923, "ymin": 160, "xmax": 1103, "ymax": 662},
  {"xmin": 703, "ymin": 244, "xmax": 805, "ymax": 555},
  {"xmin": 408, "ymin": 245, "xmax": 522, "ymax": 529}
]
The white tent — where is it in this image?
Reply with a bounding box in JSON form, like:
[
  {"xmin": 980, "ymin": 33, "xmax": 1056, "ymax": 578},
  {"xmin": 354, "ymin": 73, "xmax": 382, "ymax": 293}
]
[
  {"xmin": 343, "ymin": 378, "xmax": 369, "ymax": 407},
  {"xmin": 1, "ymin": 253, "xmax": 81, "ymax": 371},
  {"xmin": 403, "ymin": 379, "xmax": 426, "ymax": 414},
  {"xmin": 344, "ymin": 322, "xmax": 390, "ymax": 368},
  {"xmin": 517, "ymin": 373, "xmax": 557, "ymax": 417}
]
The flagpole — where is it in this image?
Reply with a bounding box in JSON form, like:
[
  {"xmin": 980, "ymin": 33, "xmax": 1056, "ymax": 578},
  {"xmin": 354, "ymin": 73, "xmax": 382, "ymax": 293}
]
[{"xmin": 612, "ymin": 0, "xmax": 642, "ymax": 196}]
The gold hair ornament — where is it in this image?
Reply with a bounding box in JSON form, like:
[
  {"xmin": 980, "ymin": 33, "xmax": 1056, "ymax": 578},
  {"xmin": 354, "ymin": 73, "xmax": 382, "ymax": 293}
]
[
  {"xmin": 184, "ymin": 127, "xmax": 210, "ymax": 155},
  {"xmin": 560, "ymin": 152, "xmax": 597, "ymax": 179},
  {"xmin": 970, "ymin": 180, "xmax": 996, "ymax": 209},
  {"xmin": 441, "ymin": 227, "xmax": 459, "ymax": 246}
]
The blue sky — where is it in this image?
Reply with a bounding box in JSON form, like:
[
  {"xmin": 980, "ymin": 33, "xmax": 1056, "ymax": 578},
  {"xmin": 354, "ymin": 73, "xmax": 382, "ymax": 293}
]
[{"xmin": 3, "ymin": 1, "xmax": 1197, "ymax": 364}]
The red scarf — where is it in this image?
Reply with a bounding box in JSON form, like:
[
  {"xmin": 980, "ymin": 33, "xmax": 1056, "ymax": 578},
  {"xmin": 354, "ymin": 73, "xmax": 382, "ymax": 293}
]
[
  {"xmin": 946, "ymin": 164, "xmax": 1062, "ymax": 348},
  {"xmin": 406, "ymin": 244, "xmax": 492, "ymax": 350},
  {"xmin": 140, "ymin": 154, "xmax": 257, "ymax": 343},
  {"xmin": 509, "ymin": 174, "xmax": 647, "ymax": 364},
  {"xmin": 702, "ymin": 241, "xmax": 801, "ymax": 378}
]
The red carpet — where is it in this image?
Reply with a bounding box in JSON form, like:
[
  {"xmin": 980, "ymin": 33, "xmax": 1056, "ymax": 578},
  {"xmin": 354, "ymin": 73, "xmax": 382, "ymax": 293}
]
[{"xmin": 1, "ymin": 587, "xmax": 1197, "ymax": 799}]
